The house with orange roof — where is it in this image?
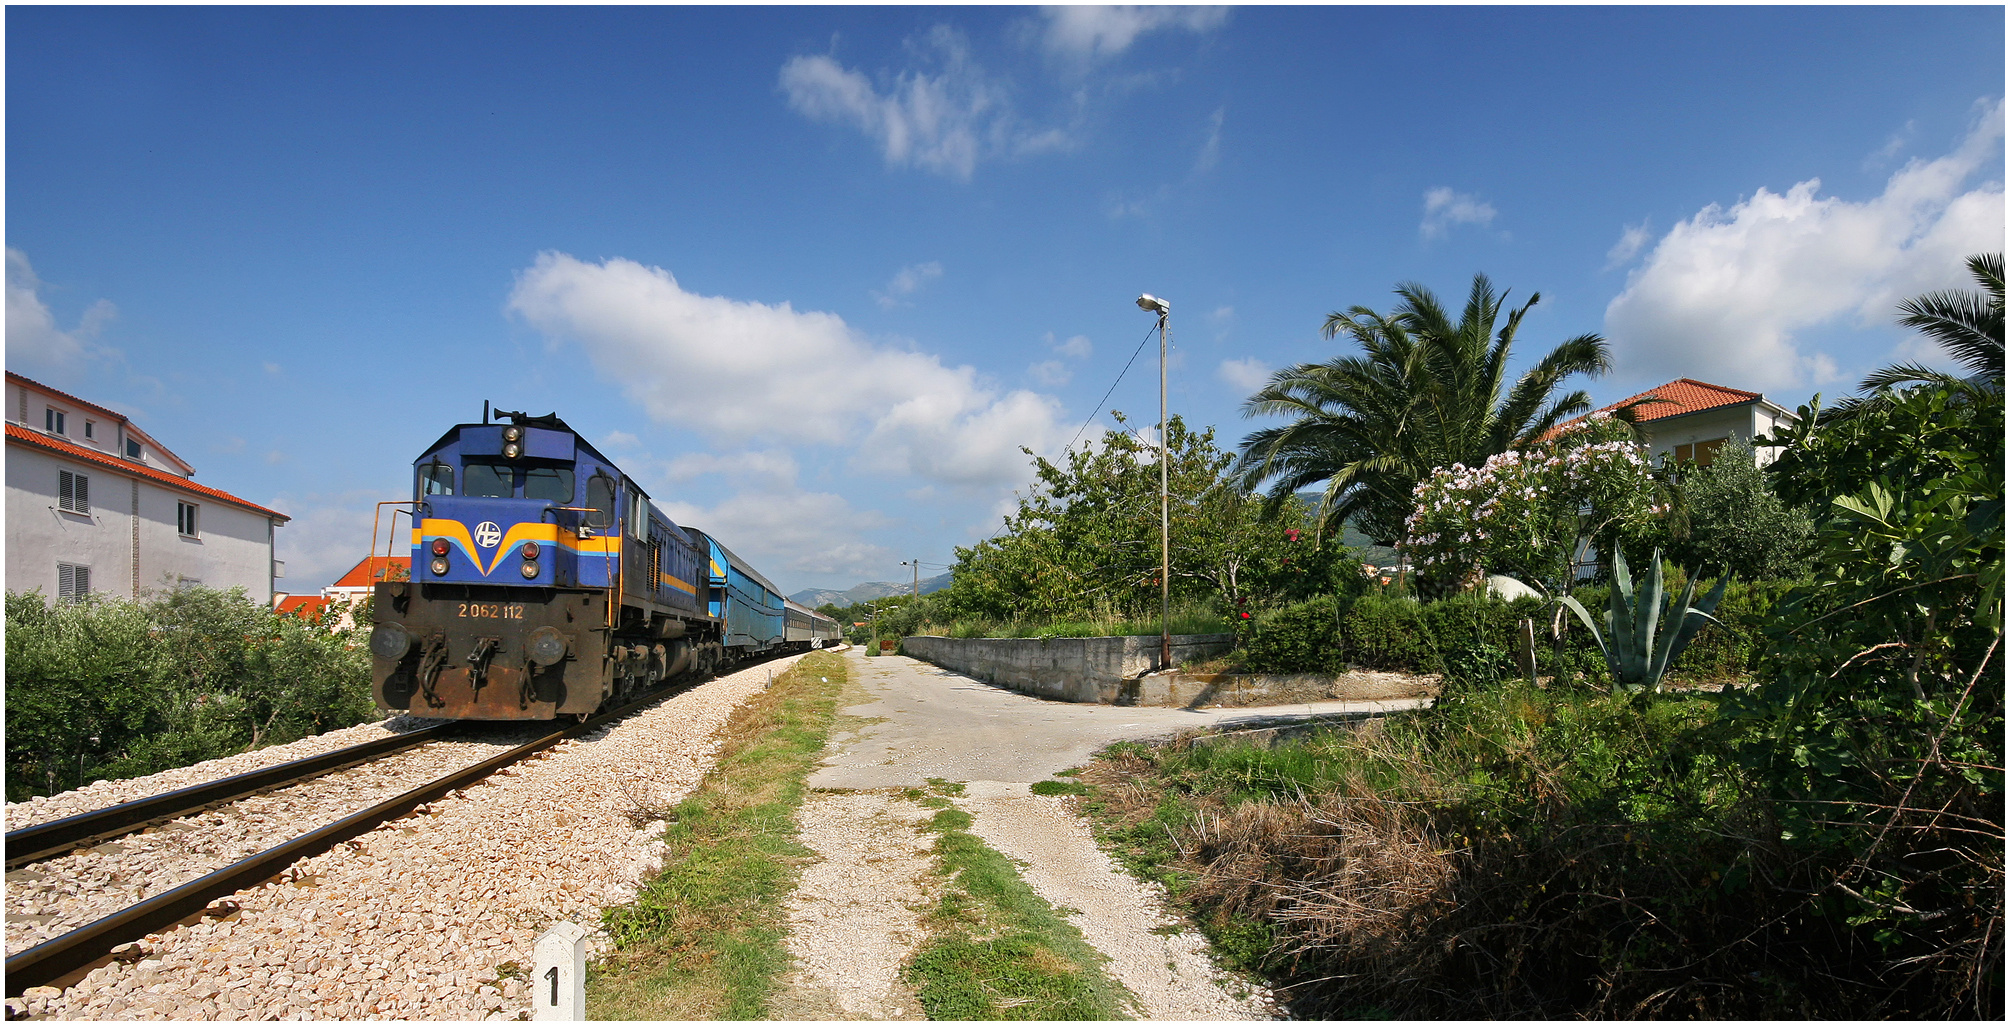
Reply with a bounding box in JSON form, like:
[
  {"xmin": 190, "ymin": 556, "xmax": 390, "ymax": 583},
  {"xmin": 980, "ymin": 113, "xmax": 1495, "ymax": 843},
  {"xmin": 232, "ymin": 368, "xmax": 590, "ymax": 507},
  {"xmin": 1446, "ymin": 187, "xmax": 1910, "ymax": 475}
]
[
  {"xmin": 5, "ymin": 372, "xmax": 290, "ymax": 603},
  {"xmin": 1562, "ymin": 378, "xmax": 1799, "ymax": 468},
  {"xmin": 273, "ymin": 554, "xmax": 409, "ymax": 627}
]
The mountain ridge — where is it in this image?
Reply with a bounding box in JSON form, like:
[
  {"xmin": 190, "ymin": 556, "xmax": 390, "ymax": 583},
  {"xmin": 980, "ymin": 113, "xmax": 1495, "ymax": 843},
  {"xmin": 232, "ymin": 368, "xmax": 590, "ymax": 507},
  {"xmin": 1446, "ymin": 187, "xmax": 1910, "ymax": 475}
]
[{"xmin": 790, "ymin": 572, "xmax": 951, "ymax": 610}]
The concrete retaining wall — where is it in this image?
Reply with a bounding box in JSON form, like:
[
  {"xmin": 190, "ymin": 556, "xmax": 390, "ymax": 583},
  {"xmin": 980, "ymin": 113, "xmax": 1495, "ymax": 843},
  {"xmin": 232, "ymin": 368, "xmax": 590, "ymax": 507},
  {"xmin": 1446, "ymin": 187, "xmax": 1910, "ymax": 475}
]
[
  {"xmin": 899, "ymin": 635, "xmax": 1441, "ymax": 708},
  {"xmin": 898, "ymin": 634, "xmax": 1235, "ymax": 704}
]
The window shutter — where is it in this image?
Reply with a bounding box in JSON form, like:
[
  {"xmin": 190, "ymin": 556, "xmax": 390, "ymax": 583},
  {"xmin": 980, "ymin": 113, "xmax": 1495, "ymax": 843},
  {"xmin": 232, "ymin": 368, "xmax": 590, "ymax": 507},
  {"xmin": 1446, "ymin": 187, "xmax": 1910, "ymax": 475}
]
[
  {"xmin": 58, "ymin": 471, "xmax": 89, "ymax": 513},
  {"xmin": 58, "ymin": 563, "xmax": 74, "ymax": 600},
  {"xmin": 76, "ymin": 566, "xmax": 90, "ymax": 598}
]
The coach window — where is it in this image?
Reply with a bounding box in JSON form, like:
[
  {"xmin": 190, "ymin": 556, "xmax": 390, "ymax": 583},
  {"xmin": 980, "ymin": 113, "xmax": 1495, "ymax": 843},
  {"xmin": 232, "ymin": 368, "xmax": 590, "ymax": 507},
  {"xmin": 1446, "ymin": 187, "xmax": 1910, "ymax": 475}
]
[
  {"xmin": 464, "ymin": 461, "xmax": 514, "ymax": 498},
  {"xmin": 420, "ymin": 461, "xmax": 454, "ymax": 496},
  {"xmin": 524, "ymin": 466, "xmax": 574, "ymax": 503}
]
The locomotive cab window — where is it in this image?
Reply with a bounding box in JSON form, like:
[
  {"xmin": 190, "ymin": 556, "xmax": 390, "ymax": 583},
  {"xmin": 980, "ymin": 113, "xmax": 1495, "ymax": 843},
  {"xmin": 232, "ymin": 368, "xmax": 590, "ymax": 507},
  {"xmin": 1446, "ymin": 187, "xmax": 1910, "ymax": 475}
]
[
  {"xmin": 464, "ymin": 461, "xmax": 513, "ymax": 498},
  {"xmin": 585, "ymin": 473, "xmax": 616, "ymax": 528},
  {"xmin": 627, "ymin": 486, "xmax": 650, "ymax": 540},
  {"xmin": 420, "ymin": 461, "xmax": 454, "ymax": 496},
  {"xmin": 524, "ymin": 466, "xmax": 575, "ymax": 503}
]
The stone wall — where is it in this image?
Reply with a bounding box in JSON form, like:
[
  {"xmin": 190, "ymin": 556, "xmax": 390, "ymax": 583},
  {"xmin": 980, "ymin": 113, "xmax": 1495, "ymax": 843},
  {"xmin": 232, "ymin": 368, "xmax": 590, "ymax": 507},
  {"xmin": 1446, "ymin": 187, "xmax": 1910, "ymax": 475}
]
[{"xmin": 897, "ymin": 634, "xmax": 1235, "ymax": 704}]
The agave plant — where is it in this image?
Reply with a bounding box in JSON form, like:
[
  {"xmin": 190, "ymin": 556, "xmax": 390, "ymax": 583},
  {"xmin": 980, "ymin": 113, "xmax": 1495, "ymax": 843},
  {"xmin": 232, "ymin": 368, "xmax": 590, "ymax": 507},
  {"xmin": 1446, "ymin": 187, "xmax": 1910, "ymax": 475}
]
[{"xmin": 1561, "ymin": 547, "xmax": 1729, "ymax": 693}]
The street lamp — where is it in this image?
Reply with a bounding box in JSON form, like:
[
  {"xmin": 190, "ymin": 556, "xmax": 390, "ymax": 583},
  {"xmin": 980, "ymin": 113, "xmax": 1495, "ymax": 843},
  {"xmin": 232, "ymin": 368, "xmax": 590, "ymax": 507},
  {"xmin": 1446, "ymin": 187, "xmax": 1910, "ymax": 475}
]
[{"xmin": 1136, "ymin": 293, "xmax": 1171, "ymax": 672}]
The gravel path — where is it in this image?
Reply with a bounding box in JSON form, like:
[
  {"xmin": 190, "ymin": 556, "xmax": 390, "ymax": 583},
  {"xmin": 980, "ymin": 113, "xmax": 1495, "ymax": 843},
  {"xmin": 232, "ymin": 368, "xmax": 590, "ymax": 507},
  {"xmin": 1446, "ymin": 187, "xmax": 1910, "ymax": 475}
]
[
  {"xmin": 7, "ymin": 658, "xmax": 799, "ymax": 1021},
  {"xmin": 771, "ymin": 791, "xmax": 938, "ymax": 1020}
]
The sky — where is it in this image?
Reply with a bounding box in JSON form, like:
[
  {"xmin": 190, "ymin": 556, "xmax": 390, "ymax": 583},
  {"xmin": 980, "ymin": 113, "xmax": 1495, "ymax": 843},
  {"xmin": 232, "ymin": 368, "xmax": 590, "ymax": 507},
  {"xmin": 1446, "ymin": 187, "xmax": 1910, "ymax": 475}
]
[{"xmin": 7, "ymin": 6, "xmax": 2004, "ymax": 596}]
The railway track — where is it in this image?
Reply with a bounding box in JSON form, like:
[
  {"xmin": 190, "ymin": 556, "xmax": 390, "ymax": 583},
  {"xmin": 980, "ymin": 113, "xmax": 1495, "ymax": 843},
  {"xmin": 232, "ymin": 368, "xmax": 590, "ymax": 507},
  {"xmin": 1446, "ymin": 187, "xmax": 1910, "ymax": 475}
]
[{"xmin": 4, "ymin": 682, "xmax": 690, "ymax": 998}]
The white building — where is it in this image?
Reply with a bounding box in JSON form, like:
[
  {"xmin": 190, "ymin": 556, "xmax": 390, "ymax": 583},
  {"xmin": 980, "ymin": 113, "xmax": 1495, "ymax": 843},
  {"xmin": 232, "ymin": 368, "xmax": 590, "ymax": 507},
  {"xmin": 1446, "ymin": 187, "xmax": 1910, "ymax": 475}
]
[
  {"xmin": 1568, "ymin": 378, "xmax": 1800, "ymax": 468},
  {"xmin": 5, "ymin": 372, "xmax": 289, "ymax": 603}
]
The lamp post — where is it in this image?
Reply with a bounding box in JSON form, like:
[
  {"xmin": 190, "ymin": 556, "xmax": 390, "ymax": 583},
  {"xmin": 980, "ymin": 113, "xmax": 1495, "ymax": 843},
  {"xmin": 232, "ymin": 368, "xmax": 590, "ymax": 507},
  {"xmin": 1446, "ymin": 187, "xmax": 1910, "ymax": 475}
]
[{"xmin": 1136, "ymin": 293, "xmax": 1171, "ymax": 672}]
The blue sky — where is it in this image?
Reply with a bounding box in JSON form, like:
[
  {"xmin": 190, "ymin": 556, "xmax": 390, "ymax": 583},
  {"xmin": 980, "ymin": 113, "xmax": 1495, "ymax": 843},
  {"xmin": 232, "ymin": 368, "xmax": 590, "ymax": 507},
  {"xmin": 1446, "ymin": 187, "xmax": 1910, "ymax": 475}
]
[{"xmin": 8, "ymin": 6, "xmax": 2003, "ymax": 595}]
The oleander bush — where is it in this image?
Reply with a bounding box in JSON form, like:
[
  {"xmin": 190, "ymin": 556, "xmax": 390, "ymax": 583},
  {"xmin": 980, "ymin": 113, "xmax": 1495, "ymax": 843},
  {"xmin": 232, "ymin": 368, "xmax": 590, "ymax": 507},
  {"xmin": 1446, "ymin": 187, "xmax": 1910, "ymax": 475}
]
[{"xmin": 4, "ymin": 586, "xmax": 376, "ymax": 801}]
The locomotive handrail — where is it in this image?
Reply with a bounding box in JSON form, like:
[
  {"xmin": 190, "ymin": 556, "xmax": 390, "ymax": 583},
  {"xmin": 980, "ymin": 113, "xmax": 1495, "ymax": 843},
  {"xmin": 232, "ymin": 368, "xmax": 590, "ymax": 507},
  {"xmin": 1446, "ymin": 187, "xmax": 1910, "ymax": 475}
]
[{"xmin": 4, "ymin": 723, "xmax": 458, "ymax": 871}]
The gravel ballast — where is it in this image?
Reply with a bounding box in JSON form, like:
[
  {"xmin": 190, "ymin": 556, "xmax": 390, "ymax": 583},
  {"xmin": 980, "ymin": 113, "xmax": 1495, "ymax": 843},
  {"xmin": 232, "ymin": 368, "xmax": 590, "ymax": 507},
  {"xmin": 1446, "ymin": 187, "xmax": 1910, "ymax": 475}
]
[{"xmin": 7, "ymin": 658, "xmax": 799, "ymax": 1021}]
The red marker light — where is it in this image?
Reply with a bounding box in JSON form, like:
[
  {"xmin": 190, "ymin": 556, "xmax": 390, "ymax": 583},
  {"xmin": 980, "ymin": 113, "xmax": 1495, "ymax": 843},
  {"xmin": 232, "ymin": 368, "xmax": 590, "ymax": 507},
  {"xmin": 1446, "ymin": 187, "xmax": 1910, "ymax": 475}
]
[{"xmin": 431, "ymin": 538, "xmax": 450, "ymax": 557}]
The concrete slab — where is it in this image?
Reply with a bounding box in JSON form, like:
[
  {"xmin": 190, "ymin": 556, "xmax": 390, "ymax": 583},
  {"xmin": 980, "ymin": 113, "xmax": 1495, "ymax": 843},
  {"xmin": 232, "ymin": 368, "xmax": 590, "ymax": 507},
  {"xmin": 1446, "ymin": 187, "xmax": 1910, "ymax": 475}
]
[{"xmin": 810, "ymin": 649, "xmax": 1431, "ymax": 789}]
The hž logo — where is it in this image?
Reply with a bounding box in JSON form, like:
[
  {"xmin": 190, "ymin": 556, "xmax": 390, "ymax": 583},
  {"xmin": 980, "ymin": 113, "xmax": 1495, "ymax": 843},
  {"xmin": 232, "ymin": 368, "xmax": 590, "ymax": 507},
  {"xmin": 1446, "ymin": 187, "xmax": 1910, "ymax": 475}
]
[{"xmin": 474, "ymin": 521, "xmax": 502, "ymax": 548}]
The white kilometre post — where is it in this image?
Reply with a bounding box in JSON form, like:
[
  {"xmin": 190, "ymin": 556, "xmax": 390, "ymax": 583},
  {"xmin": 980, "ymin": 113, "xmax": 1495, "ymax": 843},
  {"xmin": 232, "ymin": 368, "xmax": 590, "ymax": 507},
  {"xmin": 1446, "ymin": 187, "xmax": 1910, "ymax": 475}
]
[{"xmin": 532, "ymin": 921, "xmax": 587, "ymax": 1020}]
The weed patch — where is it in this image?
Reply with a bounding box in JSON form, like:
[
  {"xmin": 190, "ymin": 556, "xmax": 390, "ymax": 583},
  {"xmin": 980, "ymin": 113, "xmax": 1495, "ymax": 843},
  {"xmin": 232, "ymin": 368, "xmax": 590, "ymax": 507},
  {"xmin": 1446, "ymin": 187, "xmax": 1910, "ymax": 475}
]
[
  {"xmin": 587, "ymin": 652, "xmax": 843, "ymax": 1020},
  {"xmin": 904, "ymin": 784, "xmax": 1133, "ymax": 1020}
]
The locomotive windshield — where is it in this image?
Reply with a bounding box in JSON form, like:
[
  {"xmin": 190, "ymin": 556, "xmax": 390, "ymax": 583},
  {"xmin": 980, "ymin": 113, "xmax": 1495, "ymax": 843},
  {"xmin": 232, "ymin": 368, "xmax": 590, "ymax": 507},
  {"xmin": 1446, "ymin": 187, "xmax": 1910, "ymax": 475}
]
[
  {"xmin": 419, "ymin": 461, "xmax": 453, "ymax": 496},
  {"xmin": 525, "ymin": 466, "xmax": 573, "ymax": 502},
  {"xmin": 464, "ymin": 462, "xmax": 513, "ymax": 498},
  {"xmin": 461, "ymin": 460, "xmax": 577, "ymax": 502}
]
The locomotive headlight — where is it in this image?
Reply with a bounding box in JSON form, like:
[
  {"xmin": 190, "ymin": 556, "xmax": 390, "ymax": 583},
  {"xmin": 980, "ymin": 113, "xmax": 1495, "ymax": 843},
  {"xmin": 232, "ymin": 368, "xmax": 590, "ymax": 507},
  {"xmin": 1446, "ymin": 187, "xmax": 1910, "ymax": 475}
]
[
  {"xmin": 527, "ymin": 626, "xmax": 568, "ymax": 667},
  {"xmin": 503, "ymin": 442, "xmax": 522, "ymax": 458},
  {"xmin": 522, "ymin": 541, "xmax": 540, "ymax": 559},
  {"xmin": 503, "ymin": 426, "xmax": 522, "ymax": 443},
  {"xmin": 520, "ymin": 560, "xmax": 540, "ymax": 579},
  {"xmin": 430, "ymin": 538, "xmax": 450, "ymax": 557},
  {"xmin": 430, "ymin": 556, "xmax": 450, "ymax": 576},
  {"xmin": 369, "ymin": 622, "xmax": 413, "ymax": 661}
]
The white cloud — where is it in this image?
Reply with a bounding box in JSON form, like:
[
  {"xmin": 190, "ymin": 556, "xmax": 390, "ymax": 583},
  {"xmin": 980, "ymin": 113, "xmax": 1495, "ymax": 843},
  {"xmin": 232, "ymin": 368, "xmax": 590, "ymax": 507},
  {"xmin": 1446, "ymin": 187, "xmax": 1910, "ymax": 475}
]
[
  {"xmin": 1194, "ymin": 105, "xmax": 1225, "ymax": 173},
  {"xmin": 270, "ymin": 490, "xmax": 394, "ymax": 593},
  {"xmin": 602, "ymin": 429, "xmax": 641, "ymax": 450},
  {"xmin": 872, "ymin": 261, "xmax": 943, "ymax": 309},
  {"xmin": 1048, "ymin": 331, "xmax": 1092, "ymax": 359},
  {"xmin": 6, "ymin": 248, "xmax": 120, "ymax": 376},
  {"xmin": 1605, "ymin": 220, "xmax": 1652, "ymax": 269},
  {"xmin": 1420, "ymin": 187, "xmax": 1498, "ymax": 239},
  {"xmin": 1217, "ymin": 356, "xmax": 1270, "ymax": 392},
  {"xmin": 1208, "ymin": 304, "xmax": 1235, "ymax": 341},
  {"xmin": 508, "ymin": 252, "xmax": 1071, "ymax": 488},
  {"xmin": 663, "ymin": 448, "xmax": 798, "ymax": 487},
  {"xmin": 656, "ymin": 487, "xmax": 894, "ymax": 582},
  {"xmin": 1039, "ymin": 5, "xmax": 1229, "ymax": 61},
  {"xmin": 1030, "ymin": 359, "xmax": 1071, "ymax": 386},
  {"xmin": 781, "ymin": 27, "xmax": 1065, "ymax": 180},
  {"xmin": 1604, "ymin": 100, "xmax": 2004, "ymax": 391}
]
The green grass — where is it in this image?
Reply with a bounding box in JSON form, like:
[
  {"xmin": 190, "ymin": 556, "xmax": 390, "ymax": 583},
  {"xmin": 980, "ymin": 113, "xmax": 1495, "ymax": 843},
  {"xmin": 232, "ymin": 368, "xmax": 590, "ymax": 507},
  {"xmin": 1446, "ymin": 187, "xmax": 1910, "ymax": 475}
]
[
  {"xmin": 932, "ymin": 600, "xmax": 1233, "ymax": 641},
  {"xmin": 587, "ymin": 652, "xmax": 844, "ymax": 1020},
  {"xmin": 903, "ymin": 783, "xmax": 1135, "ymax": 1020}
]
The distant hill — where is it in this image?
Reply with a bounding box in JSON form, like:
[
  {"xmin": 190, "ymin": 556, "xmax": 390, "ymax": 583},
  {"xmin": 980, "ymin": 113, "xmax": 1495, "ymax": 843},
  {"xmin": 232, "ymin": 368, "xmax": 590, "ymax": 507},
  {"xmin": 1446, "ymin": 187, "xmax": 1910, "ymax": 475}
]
[{"xmin": 791, "ymin": 572, "xmax": 951, "ymax": 610}]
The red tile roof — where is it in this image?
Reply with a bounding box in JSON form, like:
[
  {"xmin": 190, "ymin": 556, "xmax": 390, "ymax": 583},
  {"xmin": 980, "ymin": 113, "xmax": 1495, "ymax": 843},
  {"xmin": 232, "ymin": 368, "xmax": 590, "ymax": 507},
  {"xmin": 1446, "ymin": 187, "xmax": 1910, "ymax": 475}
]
[
  {"xmin": 1592, "ymin": 378, "xmax": 1765, "ymax": 422},
  {"xmin": 333, "ymin": 555, "xmax": 411, "ymax": 588},
  {"xmin": 5, "ymin": 423, "xmax": 290, "ymax": 521},
  {"xmin": 275, "ymin": 595, "xmax": 330, "ymax": 619}
]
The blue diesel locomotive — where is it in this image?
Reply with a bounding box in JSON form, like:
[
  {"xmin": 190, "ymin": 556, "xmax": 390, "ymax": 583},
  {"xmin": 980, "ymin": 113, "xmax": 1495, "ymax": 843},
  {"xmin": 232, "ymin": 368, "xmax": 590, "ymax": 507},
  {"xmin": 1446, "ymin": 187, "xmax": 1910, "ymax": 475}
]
[{"xmin": 368, "ymin": 409, "xmax": 838, "ymax": 720}]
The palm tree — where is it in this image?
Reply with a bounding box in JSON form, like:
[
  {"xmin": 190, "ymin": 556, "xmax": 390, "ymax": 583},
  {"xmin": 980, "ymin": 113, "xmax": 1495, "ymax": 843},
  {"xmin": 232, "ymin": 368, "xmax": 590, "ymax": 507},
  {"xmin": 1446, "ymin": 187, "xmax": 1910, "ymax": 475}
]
[
  {"xmin": 1832, "ymin": 252, "xmax": 2004, "ymax": 422},
  {"xmin": 1236, "ymin": 273, "xmax": 1610, "ymax": 545}
]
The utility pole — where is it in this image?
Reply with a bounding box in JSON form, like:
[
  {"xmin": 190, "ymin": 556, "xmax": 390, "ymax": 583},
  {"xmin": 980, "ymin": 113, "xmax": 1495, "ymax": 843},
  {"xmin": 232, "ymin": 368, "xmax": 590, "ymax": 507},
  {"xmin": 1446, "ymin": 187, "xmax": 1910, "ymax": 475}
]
[
  {"xmin": 1136, "ymin": 293, "xmax": 1172, "ymax": 672},
  {"xmin": 901, "ymin": 559, "xmax": 920, "ymax": 598}
]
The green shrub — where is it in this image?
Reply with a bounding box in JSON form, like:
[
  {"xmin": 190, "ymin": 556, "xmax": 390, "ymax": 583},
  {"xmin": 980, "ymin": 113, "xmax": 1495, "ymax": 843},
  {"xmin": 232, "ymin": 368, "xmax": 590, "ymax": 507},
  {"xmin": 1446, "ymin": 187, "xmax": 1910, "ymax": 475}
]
[
  {"xmin": 4, "ymin": 586, "xmax": 376, "ymax": 801},
  {"xmin": 1242, "ymin": 596, "xmax": 1346, "ymax": 673}
]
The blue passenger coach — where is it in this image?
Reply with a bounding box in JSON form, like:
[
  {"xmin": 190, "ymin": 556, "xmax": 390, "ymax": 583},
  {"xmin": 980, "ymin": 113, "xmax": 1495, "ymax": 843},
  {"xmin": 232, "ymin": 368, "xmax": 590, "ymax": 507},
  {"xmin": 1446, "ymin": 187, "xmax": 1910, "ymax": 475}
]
[{"xmin": 369, "ymin": 409, "xmax": 838, "ymax": 720}]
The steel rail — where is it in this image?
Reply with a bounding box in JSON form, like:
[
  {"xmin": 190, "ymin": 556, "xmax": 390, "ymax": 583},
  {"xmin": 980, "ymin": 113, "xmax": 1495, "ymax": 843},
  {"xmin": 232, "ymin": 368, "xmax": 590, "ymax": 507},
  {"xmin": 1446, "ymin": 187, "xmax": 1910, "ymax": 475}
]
[
  {"xmin": 5, "ymin": 724, "xmax": 459, "ymax": 871},
  {"xmin": 3, "ymin": 685, "xmax": 676, "ymax": 997}
]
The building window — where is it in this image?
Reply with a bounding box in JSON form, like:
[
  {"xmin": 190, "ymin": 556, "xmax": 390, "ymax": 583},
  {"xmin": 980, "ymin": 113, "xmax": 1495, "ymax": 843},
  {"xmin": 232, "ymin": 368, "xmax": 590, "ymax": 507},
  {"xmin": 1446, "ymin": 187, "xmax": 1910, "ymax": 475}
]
[
  {"xmin": 126, "ymin": 438, "xmax": 142, "ymax": 460},
  {"xmin": 1672, "ymin": 438, "xmax": 1728, "ymax": 467},
  {"xmin": 45, "ymin": 408, "xmax": 65, "ymax": 435},
  {"xmin": 58, "ymin": 563, "xmax": 91, "ymax": 603},
  {"xmin": 176, "ymin": 576, "xmax": 202, "ymax": 591},
  {"xmin": 84, "ymin": 420, "xmax": 95, "ymax": 439},
  {"xmin": 178, "ymin": 501, "xmax": 200, "ymax": 537},
  {"xmin": 58, "ymin": 470, "xmax": 90, "ymax": 514}
]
